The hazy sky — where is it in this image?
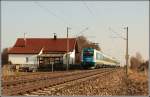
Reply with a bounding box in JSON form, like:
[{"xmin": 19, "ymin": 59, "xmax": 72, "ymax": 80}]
[{"xmin": 1, "ymin": 1, "xmax": 149, "ymax": 65}]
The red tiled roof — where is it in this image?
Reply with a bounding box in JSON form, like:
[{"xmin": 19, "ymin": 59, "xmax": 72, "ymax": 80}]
[{"xmin": 8, "ymin": 38, "xmax": 77, "ymax": 54}]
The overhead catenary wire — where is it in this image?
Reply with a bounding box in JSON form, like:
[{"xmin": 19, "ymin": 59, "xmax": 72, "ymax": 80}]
[
  {"xmin": 34, "ymin": 1, "xmax": 88, "ymax": 38},
  {"xmin": 34, "ymin": 1, "xmax": 70, "ymax": 26},
  {"xmin": 109, "ymin": 27, "xmax": 126, "ymax": 40},
  {"xmin": 82, "ymin": 1, "xmax": 98, "ymax": 41},
  {"xmin": 73, "ymin": 27, "xmax": 95, "ymax": 40},
  {"xmin": 34, "ymin": 1, "xmax": 96, "ymax": 40},
  {"xmin": 82, "ymin": 1, "xmax": 95, "ymax": 17},
  {"xmin": 78, "ymin": 27, "xmax": 89, "ymax": 36}
]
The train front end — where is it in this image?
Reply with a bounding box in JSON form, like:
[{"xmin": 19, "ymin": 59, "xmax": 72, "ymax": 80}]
[{"xmin": 81, "ymin": 48, "xmax": 95, "ymax": 69}]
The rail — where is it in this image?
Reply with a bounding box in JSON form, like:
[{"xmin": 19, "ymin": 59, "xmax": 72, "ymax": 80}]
[{"xmin": 2, "ymin": 68, "xmax": 117, "ymax": 96}]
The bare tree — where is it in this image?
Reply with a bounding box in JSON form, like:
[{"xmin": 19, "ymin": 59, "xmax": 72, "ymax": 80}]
[
  {"xmin": 1, "ymin": 48, "xmax": 9, "ymax": 66},
  {"xmin": 145, "ymin": 60, "xmax": 149, "ymax": 69},
  {"xmin": 135, "ymin": 52, "xmax": 143, "ymax": 63},
  {"xmin": 130, "ymin": 56, "xmax": 139, "ymax": 70},
  {"xmin": 76, "ymin": 36, "xmax": 101, "ymax": 51},
  {"xmin": 130, "ymin": 52, "xmax": 148, "ymax": 72},
  {"xmin": 75, "ymin": 36, "xmax": 101, "ymax": 63}
]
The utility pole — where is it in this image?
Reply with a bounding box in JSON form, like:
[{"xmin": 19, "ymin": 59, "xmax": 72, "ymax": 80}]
[
  {"xmin": 109, "ymin": 26, "xmax": 129, "ymax": 77},
  {"xmin": 125, "ymin": 26, "xmax": 129, "ymax": 77},
  {"xmin": 66, "ymin": 27, "xmax": 71, "ymax": 71}
]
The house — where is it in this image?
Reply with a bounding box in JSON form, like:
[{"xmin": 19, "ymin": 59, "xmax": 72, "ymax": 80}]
[{"xmin": 8, "ymin": 35, "xmax": 79, "ymax": 71}]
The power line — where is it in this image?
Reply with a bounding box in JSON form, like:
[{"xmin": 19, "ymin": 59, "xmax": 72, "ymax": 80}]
[
  {"xmin": 73, "ymin": 27, "xmax": 94, "ymax": 38},
  {"xmin": 79, "ymin": 27, "xmax": 89, "ymax": 35},
  {"xmin": 83, "ymin": 1, "xmax": 94, "ymax": 17},
  {"xmin": 34, "ymin": 1, "xmax": 69, "ymax": 26},
  {"xmin": 34, "ymin": 1, "xmax": 96, "ymax": 40},
  {"xmin": 109, "ymin": 27, "xmax": 126, "ymax": 40},
  {"xmin": 34, "ymin": 1, "xmax": 84, "ymax": 35},
  {"xmin": 82, "ymin": 1, "xmax": 98, "ymax": 40}
]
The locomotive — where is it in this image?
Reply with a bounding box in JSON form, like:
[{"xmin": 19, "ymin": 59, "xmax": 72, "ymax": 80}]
[{"xmin": 81, "ymin": 48, "xmax": 119, "ymax": 69}]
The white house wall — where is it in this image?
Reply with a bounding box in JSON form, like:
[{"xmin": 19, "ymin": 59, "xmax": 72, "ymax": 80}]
[
  {"xmin": 70, "ymin": 49, "xmax": 75, "ymax": 64},
  {"xmin": 63, "ymin": 49, "xmax": 75, "ymax": 64},
  {"xmin": 9, "ymin": 49, "xmax": 76, "ymax": 66},
  {"xmin": 8, "ymin": 54, "xmax": 38, "ymax": 65}
]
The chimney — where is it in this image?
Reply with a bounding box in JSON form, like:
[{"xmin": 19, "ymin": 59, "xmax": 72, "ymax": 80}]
[
  {"xmin": 24, "ymin": 33, "xmax": 27, "ymax": 47},
  {"xmin": 53, "ymin": 33, "xmax": 57, "ymax": 40}
]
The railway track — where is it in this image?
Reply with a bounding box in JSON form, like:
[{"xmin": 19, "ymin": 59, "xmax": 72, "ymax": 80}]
[
  {"xmin": 2, "ymin": 72, "xmax": 52, "ymax": 80},
  {"xmin": 2, "ymin": 71, "xmax": 89, "ymax": 87},
  {"xmin": 27, "ymin": 68, "xmax": 117, "ymax": 96},
  {"xmin": 2, "ymin": 68, "xmax": 117, "ymax": 96},
  {"xmin": 2, "ymin": 70, "xmax": 93, "ymax": 87},
  {"xmin": 2, "ymin": 70, "xmax": 82, "ymax": 81}
]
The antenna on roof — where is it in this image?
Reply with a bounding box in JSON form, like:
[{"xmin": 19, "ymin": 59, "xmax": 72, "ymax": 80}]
[
  {"xmin": 53, "ymin": 33, "xmax": 57, "ymax": 40},
  {"xmin": 24, "ymin": 33, "xmax": 27, "ymax": 47}
]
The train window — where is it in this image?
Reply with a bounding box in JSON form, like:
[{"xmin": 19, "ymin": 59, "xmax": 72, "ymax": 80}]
[
  {"xmin": 96, "ymin": 53, "xmax": 99, "ymax": 60},
  {"xmin": 101, "ymin": 54, "xmax": 104, "ymax": 60},
  {"xmin": 96, "ymin": 53, "xmax": 102, "ymax": 60},
  {"xmin": 96, "ymin": 53, "xmax": 104, "ymax": 60}
]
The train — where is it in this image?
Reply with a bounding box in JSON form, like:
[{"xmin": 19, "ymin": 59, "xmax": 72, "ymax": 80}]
[{"xmin": 81, "ymin": 48, "xmax": 120, "ymax": 69}]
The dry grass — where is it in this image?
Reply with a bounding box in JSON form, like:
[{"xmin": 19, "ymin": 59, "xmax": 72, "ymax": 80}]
[
  {"xmin": 128, "ymin": 69, "xmax": 148, "ymax": 81},
  {"xmin": 2, "ymin": 65, "xmax": 14, "ymax": 76},
  {"xmin": 2, "ymin": 65, "xmax": 31, "ymax": 80},
  {"xmin": 127, "ymin": 69, "xmax": 148, "ymax": 96}
]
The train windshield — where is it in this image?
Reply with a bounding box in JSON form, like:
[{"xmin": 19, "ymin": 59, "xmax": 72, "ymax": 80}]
[
  {"xmin": 83, "ymin": 48, "xmax": 94, "ymax": 57},
  {"xmin": 83, "ymin": 51, "xmax": 93, "ymax": 56}
]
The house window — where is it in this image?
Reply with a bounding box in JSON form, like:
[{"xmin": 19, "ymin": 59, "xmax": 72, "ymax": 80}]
[{"xmin": 26, "ymin": 57, "xmax": 29, "ymax": 63}]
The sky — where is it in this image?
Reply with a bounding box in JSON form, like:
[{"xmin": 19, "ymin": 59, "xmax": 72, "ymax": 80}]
[{"xmin": 1, "ymin": 1, "xmax": 149, "ymax": 65}]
